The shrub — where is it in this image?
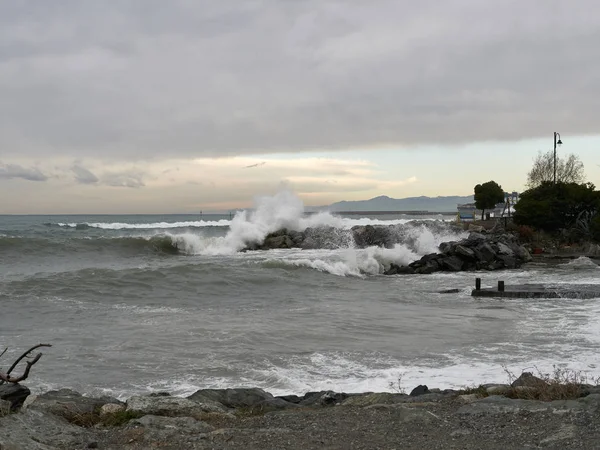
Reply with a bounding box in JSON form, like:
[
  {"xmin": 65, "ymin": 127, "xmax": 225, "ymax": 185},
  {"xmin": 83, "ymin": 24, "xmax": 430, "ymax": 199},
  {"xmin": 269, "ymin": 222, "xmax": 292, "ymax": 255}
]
[{"xmin": 502, "ymin": 366, "xmax": 598, "ymax": 402}]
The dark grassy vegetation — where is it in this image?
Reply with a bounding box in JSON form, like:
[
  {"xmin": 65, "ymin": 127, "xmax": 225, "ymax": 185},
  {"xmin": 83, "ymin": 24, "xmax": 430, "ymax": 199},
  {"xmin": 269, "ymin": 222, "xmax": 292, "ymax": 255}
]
[{"xmin": 58, "ymin": 406, "xmax": 143, "ymax": 428}]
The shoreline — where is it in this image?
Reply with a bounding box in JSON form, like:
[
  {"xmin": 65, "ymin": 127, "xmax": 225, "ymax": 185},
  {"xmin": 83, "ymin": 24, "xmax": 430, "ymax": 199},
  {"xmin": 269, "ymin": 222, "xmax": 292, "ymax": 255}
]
[{"xmin": 3, "ymin": 372, "xmax": 600, "ymax": 449}]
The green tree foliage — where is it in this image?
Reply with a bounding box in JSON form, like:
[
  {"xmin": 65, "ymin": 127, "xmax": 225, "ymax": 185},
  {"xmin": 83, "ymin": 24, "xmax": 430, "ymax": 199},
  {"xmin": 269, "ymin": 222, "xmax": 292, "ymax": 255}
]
[
  {"xmin": 474, "ymin": 181, "xmax": 504, "ymax": 220},
  {"xmin": 513, "ymin": 182, "xmax": 600, "ymax": 235}
]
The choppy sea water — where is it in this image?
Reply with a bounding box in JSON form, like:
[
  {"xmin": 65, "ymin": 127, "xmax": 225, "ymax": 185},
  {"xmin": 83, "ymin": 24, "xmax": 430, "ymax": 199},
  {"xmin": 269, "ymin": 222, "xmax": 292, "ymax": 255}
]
[{"xmin": 1, "ymin": 192, "xmax": 599, "ymax": 399}]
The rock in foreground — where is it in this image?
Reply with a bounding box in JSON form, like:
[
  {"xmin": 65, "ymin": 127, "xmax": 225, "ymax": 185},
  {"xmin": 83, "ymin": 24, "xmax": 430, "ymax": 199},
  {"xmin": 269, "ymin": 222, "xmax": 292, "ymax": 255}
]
[{"xmin": 4, "ymin": 382, "xmax": 600, "ymax": 449}]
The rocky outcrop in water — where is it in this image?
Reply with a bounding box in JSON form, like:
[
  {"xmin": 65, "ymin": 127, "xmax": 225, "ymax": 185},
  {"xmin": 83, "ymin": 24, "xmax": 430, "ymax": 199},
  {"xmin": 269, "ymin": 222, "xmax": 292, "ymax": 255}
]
[
  {"xmin": 244, "ymin": 222, "xmax": 463, "ymax": 251},
  {"xmin": 244, "ymin": 223, "xmax": 531, "ymax": 275},
  {"xmin": 385, "ymin": 231, "xmax": 532, "ymax": 275}
]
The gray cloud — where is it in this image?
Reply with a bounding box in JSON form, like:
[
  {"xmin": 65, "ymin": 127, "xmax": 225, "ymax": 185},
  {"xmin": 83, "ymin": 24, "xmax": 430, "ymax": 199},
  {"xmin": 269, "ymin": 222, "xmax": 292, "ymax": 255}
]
[
  {"xmin": 71, "ymin": 165, "xmax": 99, "ymax": 184},
  {"xmin": 0, "ymin": 163, "xmax": 47, "ymax": 181},
  {"xmin": 102, "ymin": 171, "xmax": 145, "ymax": 188},
  {"xmin": 1, "ymin": 1, "xmax": 599, "ymax": 160}
]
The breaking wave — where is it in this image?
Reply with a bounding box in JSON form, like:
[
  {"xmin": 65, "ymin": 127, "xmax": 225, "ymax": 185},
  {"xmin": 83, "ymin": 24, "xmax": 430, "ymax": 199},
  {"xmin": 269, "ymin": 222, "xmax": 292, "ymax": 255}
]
[{"xmin": 7, "ymin": 191, "xmax": 465, "ymax": 275}]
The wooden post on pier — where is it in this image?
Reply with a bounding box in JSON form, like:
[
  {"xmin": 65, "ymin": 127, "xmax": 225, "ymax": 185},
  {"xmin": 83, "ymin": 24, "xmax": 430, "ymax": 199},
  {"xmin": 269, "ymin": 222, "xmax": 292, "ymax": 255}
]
[
  {"xmin": 475, "ymin": 278, "xmax": 481, "ymax": 291},
  {"xmin": 498, "ymin": 280, "xmax": 505, "ymax": 292}
]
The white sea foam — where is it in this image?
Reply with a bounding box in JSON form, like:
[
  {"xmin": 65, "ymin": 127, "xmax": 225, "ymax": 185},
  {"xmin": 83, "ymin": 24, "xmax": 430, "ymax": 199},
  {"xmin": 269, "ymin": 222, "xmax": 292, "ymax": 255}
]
[
  {"xmin": 58, "ymin": 220, "xmax": 232, "ymax": 229},
  {"xmin": 245, "ymin": 351, "xmax": 600, "ymax": 396},
  {"xmin": 561, "ymin": 256, "xmax": 600, "ymax": 270},
  {"xmin": 159, "ymin": 191, "xmax": 461, "ymax": 259},
  {"xmin": 261, "ymin": 245, "xmax": 420, "ymax": 277}
]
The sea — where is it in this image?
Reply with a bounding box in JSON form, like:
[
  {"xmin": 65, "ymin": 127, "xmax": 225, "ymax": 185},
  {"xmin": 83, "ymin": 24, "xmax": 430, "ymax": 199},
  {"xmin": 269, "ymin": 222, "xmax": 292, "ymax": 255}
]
[{"xmin": 1, "ymin": 191, "xmax": 600, "ymax": 399}]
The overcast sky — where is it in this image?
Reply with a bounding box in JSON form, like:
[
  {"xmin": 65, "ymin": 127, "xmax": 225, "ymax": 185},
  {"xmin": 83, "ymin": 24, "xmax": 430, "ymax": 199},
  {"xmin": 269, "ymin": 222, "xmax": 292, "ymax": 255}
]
[{"xmin": 1, "ymin": 1, "xmax": 599, "ymax": 213}]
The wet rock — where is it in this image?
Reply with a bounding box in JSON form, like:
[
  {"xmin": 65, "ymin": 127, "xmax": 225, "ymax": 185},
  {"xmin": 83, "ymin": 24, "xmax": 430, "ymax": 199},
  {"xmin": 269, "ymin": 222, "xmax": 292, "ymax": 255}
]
[
  {"xmin": 387, "ymin": 230, "xmax": 532, "ymax": 275},
  {"xmin": 187, "ymin": 388, "xmax": 273, "ymax": 409},
  {"xmin": 440, "ymin": 256, "xmax": 464, "ymax": 272},
  {"xmin": 351, "ymin": 225, "xmax": 394, "ymax": 248},
  {"xmin": 409, "ymin": 385, "xmax": 430, "ymax": 396},
  {"xmin": 455, "ymin": 245, "xmax": 475, "ymax": 260},
  {"xmin": 477, "ymin": 242, "xmax": 497, "ymax": 262},
  {"xmin": 261, "ymin": 234, "xmax": 294, "ymax": 249},
  {"xmin": 127, "ymin": 394, "xmax": 226, "ymax": 417},
  {"xmin": 511, "ymin": 372, "xmax": 548, "ymax": 388},
  {"xmin": 0, "ymin": 383, "xmax": 30, "ymax": 411},
  {"xmin": 439, "ymin": 241, "xmax": 456, "ymax": 254},
  {"xmin": 384, "ymin": 263, "xmax": 416, "ymax": 275},
  {"xmin": 496, "ymin": 242, "xmax": 515, "ymax": 256},
  {"xmin": 300, "ymin": 391, "xmax": 349, "ymax": 407}
]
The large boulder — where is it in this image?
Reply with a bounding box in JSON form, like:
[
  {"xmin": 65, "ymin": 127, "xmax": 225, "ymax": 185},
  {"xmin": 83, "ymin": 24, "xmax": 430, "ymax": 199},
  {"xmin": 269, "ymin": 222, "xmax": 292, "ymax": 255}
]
[
  {"xmin": 384, "ymin": 264, "xmax": 416, "ymax": 275},
  {"xmin": 0, "ymin": 408, "xmax": 93, "ymax": 449},
  {"xmin": 511, "ymin": 372, "xmax": 548, "ymax": 388},
  {"xmin": 26, "ymin": 388, "xmax": 121, "ymax": 417},
  {"xmin": 299, "ymin": 391, "xmax": 349, "ymax": 407},
  {"xmin": 352, "ymin": 225, "xmax": 393, "ymax": 248},
  {"xmin": 127, "ymin": 393, "xmax": 227, "ymax": 417},
  {"xmin": 187, "ymin": 388, "xmax": 273, "ymax": 409},
  {"xmin": 0, "ymin": 383, "xmax": 30, "ymax": 411},
  {"xmin": 261, "ymin": 234, "xmax": 294, "ymax": 250},
  {"xmin": 476, "ymin": 242, "xmax": 497, "ymax": 263},
  {"xmin": 440, "ymin": 256, "xmax": 464, "ymax": 272},
  {"xmin": 455, "ymin": 245, "xmax": 476, "ymax": 260}
]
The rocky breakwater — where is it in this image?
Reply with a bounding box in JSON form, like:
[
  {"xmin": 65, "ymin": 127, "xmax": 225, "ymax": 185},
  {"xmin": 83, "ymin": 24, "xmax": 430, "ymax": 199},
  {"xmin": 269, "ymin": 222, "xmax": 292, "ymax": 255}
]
[
  {"xmin": 385, "ymin": 231, "xmax": 532, "ymax": 275},
  {"xmin": 4, "ymin": 374, "xmax": 600, "ymax": 449},
  {"xmin": 244, "ymin": 221, "xmax": 463, "ymax": 251}
]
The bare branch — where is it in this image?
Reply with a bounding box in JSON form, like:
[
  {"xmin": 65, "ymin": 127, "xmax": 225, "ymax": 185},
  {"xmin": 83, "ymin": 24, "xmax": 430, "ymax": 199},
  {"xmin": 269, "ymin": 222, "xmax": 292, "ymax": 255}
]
[
  {"xmin": 526, "ymin": 151, "xmax": 585, "ymax": 188},
  {"xmin": 0, "ymin": 347, "xmax": 7, "ymax": 359},
  {"xmin": 0, "ymin": 353, "xmax": 43, "ymax": 383},
  {"xmin": 6, "ymin": 343, "xmax": 52, "ymax": 376}
]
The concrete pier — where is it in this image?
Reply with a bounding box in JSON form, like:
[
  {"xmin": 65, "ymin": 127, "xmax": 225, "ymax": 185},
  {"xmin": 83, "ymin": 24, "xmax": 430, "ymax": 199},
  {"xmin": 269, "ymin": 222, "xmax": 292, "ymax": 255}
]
[{"xmin": 471, "ymin": 278, "xmax": 600, "ymax": 299}]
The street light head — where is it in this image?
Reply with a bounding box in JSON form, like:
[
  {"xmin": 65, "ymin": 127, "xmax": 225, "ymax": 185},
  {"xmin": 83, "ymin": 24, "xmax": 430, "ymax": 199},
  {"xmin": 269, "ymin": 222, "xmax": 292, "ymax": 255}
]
[{"xmin": 557, "ymin": 139, "xmax": 563, "ymax": 146}]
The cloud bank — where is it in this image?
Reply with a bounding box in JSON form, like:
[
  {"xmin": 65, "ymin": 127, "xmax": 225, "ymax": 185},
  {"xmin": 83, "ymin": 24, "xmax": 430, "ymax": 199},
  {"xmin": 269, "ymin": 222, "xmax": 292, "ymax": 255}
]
[{"xmin": 1, "ymin": 0, "xmax": 599, "ymax": 160}]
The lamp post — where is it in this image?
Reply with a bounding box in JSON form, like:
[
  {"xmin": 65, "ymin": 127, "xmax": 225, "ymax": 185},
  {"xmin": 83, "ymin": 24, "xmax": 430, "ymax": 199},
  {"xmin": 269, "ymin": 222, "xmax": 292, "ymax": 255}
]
[{"xmin": 553, "ymin": 132, "xmax": 562, "ymax": 184}]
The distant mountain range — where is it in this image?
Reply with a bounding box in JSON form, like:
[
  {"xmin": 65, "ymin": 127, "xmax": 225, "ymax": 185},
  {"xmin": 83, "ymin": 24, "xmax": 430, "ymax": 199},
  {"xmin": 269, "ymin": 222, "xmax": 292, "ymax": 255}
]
[{"xmin": 318, "ymin": 195, "xmax": 474, "ymax": 213}]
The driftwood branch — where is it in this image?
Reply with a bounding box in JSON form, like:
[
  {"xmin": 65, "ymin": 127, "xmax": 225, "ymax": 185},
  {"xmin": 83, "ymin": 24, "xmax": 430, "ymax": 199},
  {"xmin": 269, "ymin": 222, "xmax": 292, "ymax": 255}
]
[
  {"xmin": 0, "ymin": 343, "xmax": 52, "ymax": 384},
  {"xmin": 0, "ymin": 348, "xmax": 7, "ymax": 359}
]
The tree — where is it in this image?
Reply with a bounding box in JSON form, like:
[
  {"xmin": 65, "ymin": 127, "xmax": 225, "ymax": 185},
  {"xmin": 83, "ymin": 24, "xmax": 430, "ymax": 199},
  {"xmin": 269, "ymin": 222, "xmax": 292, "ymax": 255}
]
[
  {"xmin": 526, "ymin": 151, "xmax": 585, "ymax": 188},
  {"xmin": 513, "ymin": 181, "xmax": 600, "ymax": 234},
  {"xmin": 474, "ymin": 181, "xmax": 504, "ymax": 220}
]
